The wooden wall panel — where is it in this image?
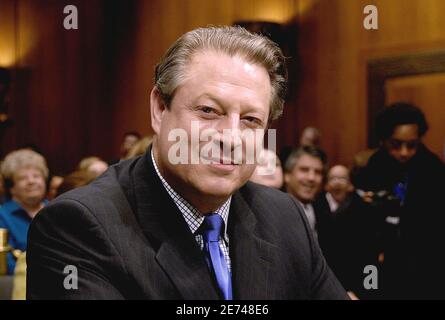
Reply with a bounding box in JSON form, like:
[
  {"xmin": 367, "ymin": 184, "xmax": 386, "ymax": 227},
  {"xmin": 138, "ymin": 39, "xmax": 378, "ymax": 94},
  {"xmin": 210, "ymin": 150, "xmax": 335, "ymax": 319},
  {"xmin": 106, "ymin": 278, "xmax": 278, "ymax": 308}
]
[{"xmin": 0, "ymin": 0, "xmax": 16, "ymax": 67}]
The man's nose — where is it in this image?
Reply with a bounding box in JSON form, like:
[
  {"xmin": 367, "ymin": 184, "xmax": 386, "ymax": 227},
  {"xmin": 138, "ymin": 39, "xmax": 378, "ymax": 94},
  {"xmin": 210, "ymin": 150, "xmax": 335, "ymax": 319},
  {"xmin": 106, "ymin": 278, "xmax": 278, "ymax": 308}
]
[
  {"xmin": 229, "ymin": 113, "xmax": 240, "ymax": 131},
  {"xmin": 307, "ymin": 170, "xmax": 317, "ymax": 182},
  {"xmin": 400, "ymin": 145, "xmax": 410, "ymax": 157},
  {"xmin": 219, "ymin": 114, "xmax": 242, "ymax": 149}
]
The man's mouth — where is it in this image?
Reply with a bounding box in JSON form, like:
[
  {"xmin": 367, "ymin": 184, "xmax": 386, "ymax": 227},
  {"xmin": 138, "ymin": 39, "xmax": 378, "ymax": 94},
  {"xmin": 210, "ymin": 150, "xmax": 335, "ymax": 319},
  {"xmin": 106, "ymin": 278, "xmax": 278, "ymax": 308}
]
[
  {"xmin": 200, "ymin": 156, "xmax": 240, "ymax": 173},
  {"xmin": 201, "ymin": 155, "xmax": 240, "ymax": 165},
  {"xmin": 301, "ymin": 184, "xmax": 315, "ymax": 192},
  {"xmin": 208, "ymin": 162, "xmax": 238, "ymax": 173}
]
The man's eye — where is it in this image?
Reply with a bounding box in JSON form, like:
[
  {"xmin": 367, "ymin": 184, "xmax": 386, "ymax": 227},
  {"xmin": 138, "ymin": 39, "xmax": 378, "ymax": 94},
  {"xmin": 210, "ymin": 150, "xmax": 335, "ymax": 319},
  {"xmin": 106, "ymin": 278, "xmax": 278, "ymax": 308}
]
[
  {"xmin": 199, "ymin": 106, "xmax": 216, "ymax": 114},
  {"xmin": 243, "ymin": 116, "xmax": 262, "ymax": 126}
]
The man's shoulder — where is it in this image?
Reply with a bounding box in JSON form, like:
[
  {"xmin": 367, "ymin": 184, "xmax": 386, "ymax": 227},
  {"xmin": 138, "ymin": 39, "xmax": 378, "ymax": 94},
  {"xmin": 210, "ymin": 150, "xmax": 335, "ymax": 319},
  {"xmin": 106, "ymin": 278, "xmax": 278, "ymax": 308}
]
[
  {"xmin": 239, "ymin": 181, "xmax": 293, "ymax": 203},
  {"xmin": 238, "ymin": 181, "xmax": 305, "ymax": 221},
  {"xmin": 56, "ymin": 170, "xmax": 121, "ymax": 207},
  {"xmin": 418, "ymin": 145, "xmax": 445, "ymax": 169},
  {"xmin": 40, "ymin": 159, "xmax": 137, "ymax": 223}
]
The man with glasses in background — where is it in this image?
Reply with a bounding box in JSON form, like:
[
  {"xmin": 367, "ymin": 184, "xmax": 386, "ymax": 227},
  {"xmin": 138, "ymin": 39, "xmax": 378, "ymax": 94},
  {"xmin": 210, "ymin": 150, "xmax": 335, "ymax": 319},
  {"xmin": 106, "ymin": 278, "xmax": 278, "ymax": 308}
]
[{"xmin": 356, "ymin": 102, "xmax": 445, "ymax": 299}]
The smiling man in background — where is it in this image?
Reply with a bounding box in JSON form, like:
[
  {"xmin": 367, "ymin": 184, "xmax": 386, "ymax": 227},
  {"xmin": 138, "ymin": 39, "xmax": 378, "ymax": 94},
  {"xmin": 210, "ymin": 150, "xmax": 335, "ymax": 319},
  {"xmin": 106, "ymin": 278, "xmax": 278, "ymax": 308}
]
[
  {"xmin": 27, "ymin": 26, "xmax": 347, "ymax": 300},
  {"xmin": 284, "ymin": 146, "xmax": 327, "ymax": 237}
]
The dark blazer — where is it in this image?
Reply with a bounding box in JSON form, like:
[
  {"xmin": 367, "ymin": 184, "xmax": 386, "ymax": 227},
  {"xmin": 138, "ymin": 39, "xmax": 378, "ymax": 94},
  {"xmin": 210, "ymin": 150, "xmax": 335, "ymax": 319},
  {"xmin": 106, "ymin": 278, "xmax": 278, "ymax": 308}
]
[
  {"xmin": 27, "ymin": 151, "xmax": 348, "ymax": 300},
  {"xmin": 313, "ymin": 192, "xmax": 379, "ymax": 297},
  {"xmin": 355, "ymin": 145, "xmax": 445, "ymax": 299}
]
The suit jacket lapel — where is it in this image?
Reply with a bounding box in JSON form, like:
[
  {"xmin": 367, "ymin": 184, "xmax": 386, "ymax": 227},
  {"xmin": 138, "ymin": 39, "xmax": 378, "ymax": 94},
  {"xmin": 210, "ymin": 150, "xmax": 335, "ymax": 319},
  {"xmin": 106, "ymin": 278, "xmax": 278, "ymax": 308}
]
[
  {"xmin": 128, "ymin": 149, "xmax": 220, "ymax": 300},
  {"xmin": 229, "ymin": 190, "xmax": 277, "ymax": 299}
]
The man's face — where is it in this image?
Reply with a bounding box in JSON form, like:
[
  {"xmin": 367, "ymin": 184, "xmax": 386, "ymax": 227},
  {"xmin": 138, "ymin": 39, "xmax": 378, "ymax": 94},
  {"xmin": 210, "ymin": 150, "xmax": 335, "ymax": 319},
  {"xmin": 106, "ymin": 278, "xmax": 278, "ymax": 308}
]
[
  {"xmin": 285, "ymin": 155, "xmax": 323, "ymax": 204},
  {"xmin": 325, "ymin": 165, "xmax": 353, "ymax": 204},
  {"xmin": 384, "ymin": 124, "xmax": 419, "ymax": 164},
  {"xmin": 151, "ymin": 50, "xmax": 271, "ymax": 209},
  {"xmin": 10, "ymin": 167, "xmax": 46, "ymax": 205}
]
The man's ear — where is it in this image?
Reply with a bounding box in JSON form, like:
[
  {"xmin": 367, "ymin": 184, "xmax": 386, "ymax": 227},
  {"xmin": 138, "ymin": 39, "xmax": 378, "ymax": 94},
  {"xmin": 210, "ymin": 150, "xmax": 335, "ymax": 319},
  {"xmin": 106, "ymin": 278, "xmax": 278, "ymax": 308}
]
[{"xmin": 150, "ymin": 86, "xmax": 167, "ymax": 135}]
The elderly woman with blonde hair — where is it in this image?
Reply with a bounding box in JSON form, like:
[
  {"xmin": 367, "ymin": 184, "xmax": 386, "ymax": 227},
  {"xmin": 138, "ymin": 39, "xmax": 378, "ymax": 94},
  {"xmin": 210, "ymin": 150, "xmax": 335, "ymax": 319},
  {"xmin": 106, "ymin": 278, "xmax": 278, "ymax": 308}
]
[{"xmin": 0, "ymin": 149, "xmax": 49, "ymax": 274}]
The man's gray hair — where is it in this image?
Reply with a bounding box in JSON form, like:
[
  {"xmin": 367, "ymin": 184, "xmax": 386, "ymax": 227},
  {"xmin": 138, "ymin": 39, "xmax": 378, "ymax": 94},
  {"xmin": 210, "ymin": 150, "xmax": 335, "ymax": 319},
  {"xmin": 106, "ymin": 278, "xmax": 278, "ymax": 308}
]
[
  {"xmin": 284, "ymin": 146, "xmax": 328, "ymax": 173},
  {"xmin": 154, "ymin": 26, "xmax": 288, "ymax": 121}
]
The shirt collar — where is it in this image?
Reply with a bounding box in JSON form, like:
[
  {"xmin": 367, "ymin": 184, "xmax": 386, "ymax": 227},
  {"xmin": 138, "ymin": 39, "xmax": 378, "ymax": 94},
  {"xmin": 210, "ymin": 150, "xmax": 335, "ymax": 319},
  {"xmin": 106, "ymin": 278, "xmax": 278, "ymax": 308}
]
[
  {"xmin": 325, "ymin": 192, "xmax": 339, "ymax": 213},
  {"xmin": 151, "ymin": 149, "xmax": 231, "ymax": 242},
  {"xmin": 297, "ymin": 199, "xmax": 313, "ymax": 212}
]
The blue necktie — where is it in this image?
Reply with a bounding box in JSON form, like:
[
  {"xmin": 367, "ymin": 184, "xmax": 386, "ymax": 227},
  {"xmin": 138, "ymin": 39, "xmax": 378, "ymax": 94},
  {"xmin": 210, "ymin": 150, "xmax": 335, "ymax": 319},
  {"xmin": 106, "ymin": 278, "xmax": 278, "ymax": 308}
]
[{"xmin": 199, "ymin": 213, "xmax": 232, "ymax": 300}]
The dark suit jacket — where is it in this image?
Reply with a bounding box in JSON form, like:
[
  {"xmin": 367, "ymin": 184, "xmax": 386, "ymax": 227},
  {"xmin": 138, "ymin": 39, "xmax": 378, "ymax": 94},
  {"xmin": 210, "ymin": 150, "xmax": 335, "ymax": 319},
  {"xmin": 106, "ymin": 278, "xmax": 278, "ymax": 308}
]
[
  {"xmin": 355, "ymin": 146, "xmax": 445, "ymax": 299},
  {"xmin": 314, "ymin": 192, "xmax": 379, "ymax": 297},
  {"xmin": 27, "ymin": 151, "xmax": 348, "ymax": 300}
]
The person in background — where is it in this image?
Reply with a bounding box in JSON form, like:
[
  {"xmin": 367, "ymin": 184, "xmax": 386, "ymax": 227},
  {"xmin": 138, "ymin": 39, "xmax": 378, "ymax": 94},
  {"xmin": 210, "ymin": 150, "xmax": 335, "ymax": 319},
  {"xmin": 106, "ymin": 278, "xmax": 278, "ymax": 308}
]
[
  {"xmin": 284, "ymin": 146, "xmax": 327, "ymax": 237},
  {"xmin": 249, "ymin": 148, "xmax": 284, "ymax": 189},
  {"xmin": 0, "ymin": 149, "xmax": 48, "ymax": 274},
  {"xmin": 314, "ymin": 165, "xmax": 378, "ymax": 300},
  {"xmin": 279, "ymin": 126, "xmax": 322, "ymax": 168},
  {"xmin": 46, "ymin": 175, "xmax": 64, "ymax": 201},
  {"xmin": 78, "ymin": 156, "xmax": 108, "ymax": 178},
  {"xmin": 356, "ymin": 102, "xmax": 445, "ymax": 299},
  {"xmin": 108, "ymin": 131, "xmax": 142, "ymax": 165},
  {"xmin": 8, "ymin": 167, "xmax": 99, "ymax": 299},
  {"xmin": 120, "ymin": 131, "xmax": 141, "ymax": 159},
  {"xmin": 123, "ymin": 136, "xmax": 153, "ymax": 160},
  {"xmin": 324, "ymin": 166, "xmax": 354, "ymax": 209},
  {"xmin": 299, "ymin": 126, "xmax": 321, "ymax": 147}
]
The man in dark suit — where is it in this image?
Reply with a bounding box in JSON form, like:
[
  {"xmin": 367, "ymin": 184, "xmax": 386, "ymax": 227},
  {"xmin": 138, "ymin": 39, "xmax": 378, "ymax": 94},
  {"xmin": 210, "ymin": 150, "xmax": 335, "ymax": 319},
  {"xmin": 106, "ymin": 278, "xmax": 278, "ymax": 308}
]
[
  {"xmin": 356, "ymin": 103, "xmax": 445, "ymax": 299},
  {"xmin": 27, "ymin": 26, "xmax": 347, "ymax": 300},
  {"xmin": 314, "ymin": 165, "xmax": 378, "ymax": 299}
]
